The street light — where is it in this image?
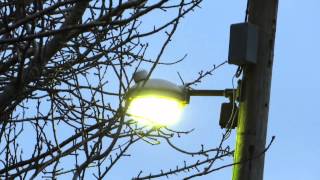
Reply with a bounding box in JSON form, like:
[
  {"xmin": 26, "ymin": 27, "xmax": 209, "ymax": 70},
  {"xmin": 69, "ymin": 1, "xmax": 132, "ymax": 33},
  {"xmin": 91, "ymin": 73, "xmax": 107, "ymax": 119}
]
[
  {"xmin": 125, "ymin": 21, "xmax": 269, "ymax": 180},
  {"xmin": 126, "ymin": 70, "xmax": 238, "ymax": 128},
  {"xmin": 126, "ymin": 70, "xmax": 187, "ymax": 127}
]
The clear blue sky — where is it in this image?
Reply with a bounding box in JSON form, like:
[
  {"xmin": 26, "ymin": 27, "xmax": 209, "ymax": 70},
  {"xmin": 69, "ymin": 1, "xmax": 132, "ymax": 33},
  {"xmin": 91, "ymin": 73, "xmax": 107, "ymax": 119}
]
[{"xmin": 108, "ymin": 0, "xmax": 320, "ymax": 179}]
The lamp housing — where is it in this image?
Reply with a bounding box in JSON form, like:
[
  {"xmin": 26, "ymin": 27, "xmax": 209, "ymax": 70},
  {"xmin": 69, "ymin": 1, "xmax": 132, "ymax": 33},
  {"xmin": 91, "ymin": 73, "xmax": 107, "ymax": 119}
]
[
  {"xmin": 126, "ymin": 78, "xmax": 188, "ymax": 104},
  {"xmin": 125, "ymin": 75, "xmax": 188, "ymax": 127}
]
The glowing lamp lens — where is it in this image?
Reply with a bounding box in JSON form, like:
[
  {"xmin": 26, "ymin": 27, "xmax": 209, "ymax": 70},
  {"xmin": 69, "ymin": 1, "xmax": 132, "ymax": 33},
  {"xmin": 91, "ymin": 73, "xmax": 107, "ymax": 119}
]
[{"xmin": 127, "ymin": 95, "xmax": 185, "ymax": 127}]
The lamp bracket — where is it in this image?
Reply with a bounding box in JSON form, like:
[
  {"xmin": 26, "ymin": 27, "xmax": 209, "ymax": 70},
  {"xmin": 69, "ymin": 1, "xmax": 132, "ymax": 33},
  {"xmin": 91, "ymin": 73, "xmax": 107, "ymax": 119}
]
[{"xmin": 188, "ymin": 88, "xmax": 238, "ymax": 100}]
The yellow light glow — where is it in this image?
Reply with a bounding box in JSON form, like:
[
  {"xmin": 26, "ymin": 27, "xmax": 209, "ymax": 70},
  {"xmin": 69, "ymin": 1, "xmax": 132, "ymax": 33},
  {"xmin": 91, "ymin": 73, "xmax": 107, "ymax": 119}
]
[{"xmin": 127, "ymin": 95, "xmax": 185, "ymax": 127}]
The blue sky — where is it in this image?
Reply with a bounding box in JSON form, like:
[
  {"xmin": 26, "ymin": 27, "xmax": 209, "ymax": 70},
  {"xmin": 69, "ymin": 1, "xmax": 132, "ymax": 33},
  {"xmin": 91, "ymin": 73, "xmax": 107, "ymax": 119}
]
[{"xmin": 108, "ymin": 0, "xmax": 320, "ymax": 179}]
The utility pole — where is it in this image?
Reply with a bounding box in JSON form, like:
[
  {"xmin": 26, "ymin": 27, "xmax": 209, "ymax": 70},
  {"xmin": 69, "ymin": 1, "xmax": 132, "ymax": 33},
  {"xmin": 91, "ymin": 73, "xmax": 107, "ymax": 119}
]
[{"xmin": 232, "ymin": 0, "xmax": 278, "ymax": 180}]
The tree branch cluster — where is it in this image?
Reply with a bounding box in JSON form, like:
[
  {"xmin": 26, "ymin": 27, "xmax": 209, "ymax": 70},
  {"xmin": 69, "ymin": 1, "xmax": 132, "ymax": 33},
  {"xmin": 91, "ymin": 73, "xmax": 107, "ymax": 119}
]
[{"xmin": 0, "ymin": 0, "xmax": 237, "ymax": 179}]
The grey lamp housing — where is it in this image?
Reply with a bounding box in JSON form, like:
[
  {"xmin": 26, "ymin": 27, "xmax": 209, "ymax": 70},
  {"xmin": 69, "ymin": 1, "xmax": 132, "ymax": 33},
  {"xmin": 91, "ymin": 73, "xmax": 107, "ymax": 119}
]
[{"xmin": 126, "ymin": 70, "xmax": 189, "ymax": 104}]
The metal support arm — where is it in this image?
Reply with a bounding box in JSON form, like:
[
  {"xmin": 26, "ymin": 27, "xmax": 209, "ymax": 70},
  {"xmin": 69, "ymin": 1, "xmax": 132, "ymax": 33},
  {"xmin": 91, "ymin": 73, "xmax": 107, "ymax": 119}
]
[{"xmin": 188, "ymin": 88, "xmax": 236, "ymax": 98}]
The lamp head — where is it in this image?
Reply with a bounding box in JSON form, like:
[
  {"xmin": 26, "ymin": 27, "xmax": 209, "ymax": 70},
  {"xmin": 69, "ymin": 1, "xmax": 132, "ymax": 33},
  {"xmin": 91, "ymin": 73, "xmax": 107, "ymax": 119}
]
[{"xmin": 126, "ymin": 71, "xmax": 188, "ymax": 127}]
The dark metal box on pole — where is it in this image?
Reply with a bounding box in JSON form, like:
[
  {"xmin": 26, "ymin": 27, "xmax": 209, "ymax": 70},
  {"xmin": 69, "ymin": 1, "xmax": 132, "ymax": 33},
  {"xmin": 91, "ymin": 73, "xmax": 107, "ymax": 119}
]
[{"xmin": 228, "ymin": 23, "xmax": 259, "ymax": 65}]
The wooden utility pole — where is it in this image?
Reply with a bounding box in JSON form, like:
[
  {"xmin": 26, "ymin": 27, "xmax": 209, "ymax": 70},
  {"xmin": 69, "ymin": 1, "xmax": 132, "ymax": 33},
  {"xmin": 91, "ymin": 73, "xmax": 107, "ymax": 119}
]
[{"xmin": 232, "ymin": 0, "xmax": 278, "ymax": 180}]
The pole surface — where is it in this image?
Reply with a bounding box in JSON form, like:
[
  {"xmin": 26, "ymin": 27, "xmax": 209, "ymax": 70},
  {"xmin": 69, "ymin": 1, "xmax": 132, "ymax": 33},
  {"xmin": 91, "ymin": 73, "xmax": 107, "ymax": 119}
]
[{"xmin": 232, "ymin": 0, "xmax": 278, "ymax": 180}]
